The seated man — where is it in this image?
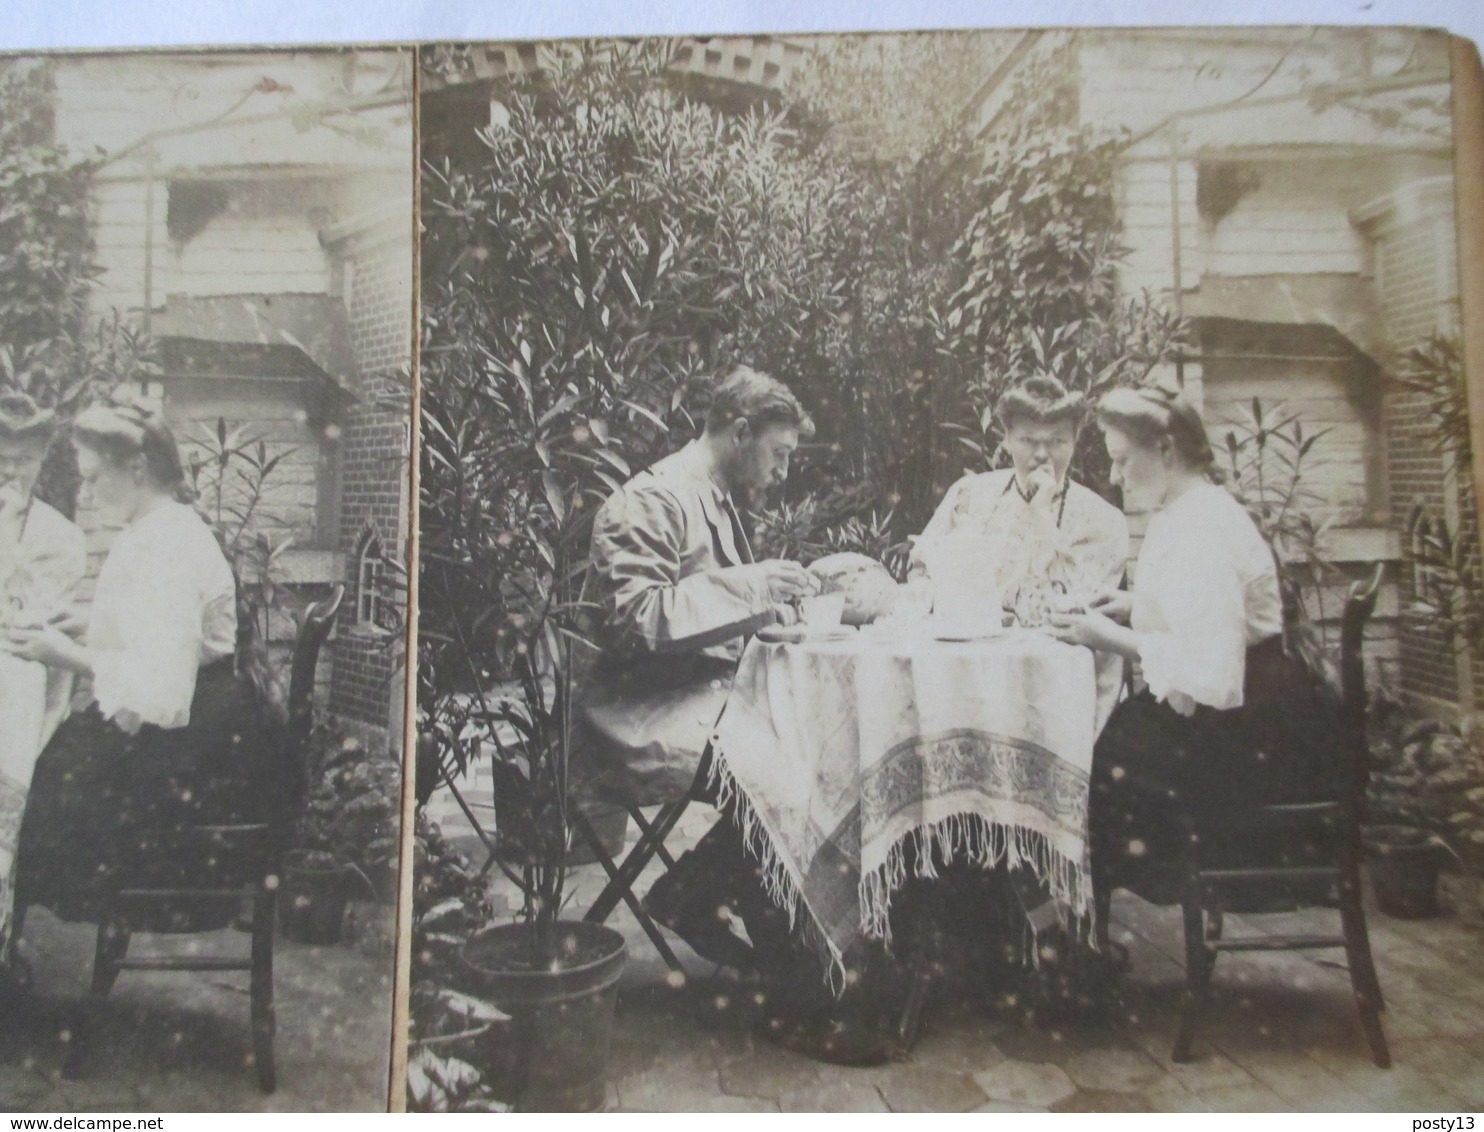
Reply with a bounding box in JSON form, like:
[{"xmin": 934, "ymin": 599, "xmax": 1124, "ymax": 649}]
[
  {"xmin": 908, "ymin": 373, "xmax": 1129, "ymax": 730},
  {"xmin": 575, "ymin": 365, "xmax": 815, "ymax": 966}
]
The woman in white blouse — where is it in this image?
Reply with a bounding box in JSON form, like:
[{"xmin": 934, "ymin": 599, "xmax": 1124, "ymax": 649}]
[
  {"xmin": 1050, "ymin": 382, "xmax": 1338, "ymax": 869},
  {"xmin": 9, "ymin": 397, "xmax": 281, "ymax": 935}
]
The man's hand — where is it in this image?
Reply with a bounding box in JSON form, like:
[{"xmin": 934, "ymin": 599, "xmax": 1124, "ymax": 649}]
[{"xmin": 757, "ymin": 559, "xmax": 817, "ymax": 604}]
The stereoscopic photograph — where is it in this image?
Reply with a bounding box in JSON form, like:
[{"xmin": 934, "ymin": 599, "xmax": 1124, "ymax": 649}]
[
  {"xmin": 0, "ymin": 48, "xmax": 413, "ymax": 1110},
  {"xmin": 411, "ymin": 26, "xmax": 1484, "ymax": 1113}
]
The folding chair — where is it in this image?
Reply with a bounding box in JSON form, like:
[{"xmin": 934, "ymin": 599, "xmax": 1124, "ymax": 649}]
[{"xmin": 573, "ymin": 757, "xmax": 716, "ymax": 973}]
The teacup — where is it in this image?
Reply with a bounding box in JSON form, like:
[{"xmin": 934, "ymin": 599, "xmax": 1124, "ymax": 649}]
[{"xmin": 799, "ymin": 591, "xmax": 846, "ymax": 628}]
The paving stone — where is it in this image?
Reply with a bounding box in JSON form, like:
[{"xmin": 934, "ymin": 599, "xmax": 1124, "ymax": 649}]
[
  {"xmin": 1389, "ymin": 1038, "xmax": 1484, "ymax": 1106},
  {"xmin": 1163, "ymin": 1053, "xmax": 1260, "ymax": 1092},
  {"xmin": 717, "ymin": 1043, "xmax": 820, "ymax": 1101},
  {"xmin": 778, "ymin": 1076, "xmax": 889, "ymax": 1112},
  {"xmin": 1063, "ymin": 1047, "xmax": 1164, "ymax": 1092},
  {"xmin": 907, "ymin": 1015, "xmax": 1007, "ymax": 1074},
  {"xmin": 971, "ymin": 1059, "xmax": 1077, "ymax": 1108},
  {"xmin": 606, "ymin": 1033, "xmax": 662, "ymax": 1081},
  {"xmin": 1143, "ymin": 1077, "xmax": 1209, "ymax": 1112},
  {"xmin": 1369, "ymin": 1009, "xmax": 1435, "ymax": 1041},
  {"xmin": 0, "ymin": 1061, "xmax": 57, "ymax": 1109},
  {"xmin": 1222, "ymin": 1051, "xmax": 1355, "ymax": 1113},
  {"xmin": 992, "ymin": 1021, "xmax": 1124, "ymax": 1065},
  {"xmin": 1049, "ymin": 1087, "xmax": 1156, "ymax": 1112},
  {"xmin": 548, "ymin": 851, "xmax": 1484, "ymax": 1113},
  {"xmin": 614, "ymin": 1061, "xmax": 725, "ymax": 1112},
  {"xmin": 1335, "ymin": 1064, "xmax": 1467, "ymax": 1111},
  {"xmin": 1188, "ymin": 1082, "xmax": 1291, "ymax": 1111},
  {"xmin": 874, "ymin": 1065, "xmax": 988, "ymax": 1112}
]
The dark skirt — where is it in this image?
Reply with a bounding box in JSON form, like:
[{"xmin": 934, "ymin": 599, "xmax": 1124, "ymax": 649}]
[
  {"xmin": 15, "ymin": 661, "xmax": 290, "ymax": 925},
  {"xmin": 1091, "ymin": 636, "xmax": 1343, "ymax": 868}
]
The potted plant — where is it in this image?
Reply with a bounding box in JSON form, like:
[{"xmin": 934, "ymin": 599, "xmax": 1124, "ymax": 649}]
[
  {"xmin": 1364, "ymin": 697, "xmax": 1477, "ymax": 918},
  {"xmin": 1369, "ymin": 333, "xmax": 1484, "ymax": 919},
  {"xmin": 416, "ymin": 396, "xmax": 628, "ymax": 1111},
  {"xmin": 281, "ymin": 727, "xmax": 401, "ymax": 944},
  {"xmin": 406, "ymin": 815, "xmax": 513, "ymax": 1113}
]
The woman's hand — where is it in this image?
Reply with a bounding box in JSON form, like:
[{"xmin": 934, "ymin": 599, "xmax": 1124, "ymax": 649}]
[
  {"xmin": 3, "ymin": 625, "xmax": 90, "ymax": 673},
  {"xmin": 1047, "ymin": 609, "xmax": 1125, "ymax": 653},
  {"xmin": 1087, "ymin": 590, "xmax": 1133, "ymax": 624}
]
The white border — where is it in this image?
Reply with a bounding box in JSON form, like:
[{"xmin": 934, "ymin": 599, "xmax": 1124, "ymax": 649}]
[{"xmin": 0, "ymin": 1, "xmax": 1480, "ymax": 52}]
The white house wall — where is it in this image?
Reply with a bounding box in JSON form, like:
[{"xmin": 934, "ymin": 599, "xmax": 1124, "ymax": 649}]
[{"xmin": 163, "ymin": 178, "xmax": 337, "ymax": 300}]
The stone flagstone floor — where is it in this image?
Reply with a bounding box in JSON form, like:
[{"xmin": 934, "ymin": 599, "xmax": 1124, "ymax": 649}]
[
  {"xmin": 472, "ymin": 804, "xmax": 1484, "ymax": 1113},
  {"xmin": 0, "ymin": 904, "xmax": 395, "ymax": 1112}
]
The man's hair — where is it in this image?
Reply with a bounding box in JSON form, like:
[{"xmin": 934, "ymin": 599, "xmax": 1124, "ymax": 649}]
[
  {"xmin": 996, "ymin": 374, "xmax": 1086, "ymax": 432},
  {"xmin": 703, "ymin": 366, "xmax": 815, "ymax": 439}
]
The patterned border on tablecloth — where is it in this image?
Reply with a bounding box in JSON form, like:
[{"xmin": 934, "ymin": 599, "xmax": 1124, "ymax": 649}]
[
  {"xmin": 858, "ymin": 729, "xmax": 1092, "ymax": 941},
  {"xmin": 712, "ymin": 727, "xmax": 1094, "ymax": 989}
]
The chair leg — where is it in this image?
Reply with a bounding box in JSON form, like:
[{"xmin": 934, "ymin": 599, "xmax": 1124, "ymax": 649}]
[
  {"xmin": 251, "ymin": 885, "xmax": 277, "ymax": 1093},
  {"xmin": 1205, "ymin": 905, "xmax": 1223, "ymax": 944},
  {"xmin": 1092, "ymin": 861, "xmax": 1114, "ymax": 953},
  {"xmin": 1338, "ymin": 867, "xmax": 1390, "ymax": 1068},
  {"xmin": 574, "ymin": 813, "xmax": 683, "ymax": 972},
  {"xmin": 1172, "ymin": 879, "xmax": 1215, "ymax": 1064},
  {"xmin": 90, "ymin": 916, "xmax": 131, "ymax": 998},
  {"xmin": 583, "ymin": 800, "xmax": 689, "ymax": 925},
  {"xmin": 64, "ymin": 915, "xmax": 130, "ymax": 1080}
]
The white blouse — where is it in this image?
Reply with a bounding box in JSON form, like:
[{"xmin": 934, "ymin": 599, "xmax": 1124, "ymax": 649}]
[
  {"xmin": 1131, "ymin": 482, "xmax": 1283, "ymax": 716},
  {"xmin": 87, "ymin": 501, "xmax": 237, "ymax": 730},
  {"xmin": 909, "ymin": 468, "xmax": 1130, "ymax": 603}
]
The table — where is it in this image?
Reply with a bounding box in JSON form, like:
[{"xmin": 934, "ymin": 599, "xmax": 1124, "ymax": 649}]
[{"xmin": 709, "ymin": 624, "xmax": 1099, "ymax": 980}]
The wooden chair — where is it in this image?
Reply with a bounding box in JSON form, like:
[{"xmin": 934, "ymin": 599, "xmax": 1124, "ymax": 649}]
[
  {"xmin": 68, "ymin": 584, "xmax": 344, "ymax": 1092},
  {"xmin": 1105, "ymin": 565, "xmax": 1389, "ymax": 1067}
]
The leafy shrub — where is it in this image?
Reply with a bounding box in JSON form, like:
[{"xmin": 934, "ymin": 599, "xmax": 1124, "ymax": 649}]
[{"xmin": 418, "ymin": 41, "xmax": 880, "ymax": 943}]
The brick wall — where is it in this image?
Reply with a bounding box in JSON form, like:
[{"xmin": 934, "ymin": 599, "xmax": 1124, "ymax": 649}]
[
  {"xmin": 1368, "ymin": 179, "xmax": 1470, "ymax": 710},
  {"xmin": 328, "ymin": 222, "xmax": 412, "ymax": 740}
]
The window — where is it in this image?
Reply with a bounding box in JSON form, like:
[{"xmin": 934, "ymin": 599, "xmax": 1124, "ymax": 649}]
[{"xmin": 357, "ymin": 534, "xmax": 386, "ymax": 629}]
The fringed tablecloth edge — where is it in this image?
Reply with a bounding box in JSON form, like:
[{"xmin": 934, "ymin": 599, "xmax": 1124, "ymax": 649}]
[
  {"xmin": 709, "ymin": 744, "xmax": 849, "ymax": 992},
  {"xmin": 861, "ymin": 810, "xmax": 1094, "ymax": 958}
]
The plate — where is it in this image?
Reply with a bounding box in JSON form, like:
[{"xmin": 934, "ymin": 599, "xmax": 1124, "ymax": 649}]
[
  {"xmin": 925, "ymin": 614, "xmax": 1008, "ymax": 642},
  {"xmin": 757, "ymin": 625, "xmax": 855, "ymax": 645}
]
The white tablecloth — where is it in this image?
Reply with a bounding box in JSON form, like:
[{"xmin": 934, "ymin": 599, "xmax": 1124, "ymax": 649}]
[{"xmin": 710, "ymin": 625, "xmax": 1098, "ymax": 978}]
